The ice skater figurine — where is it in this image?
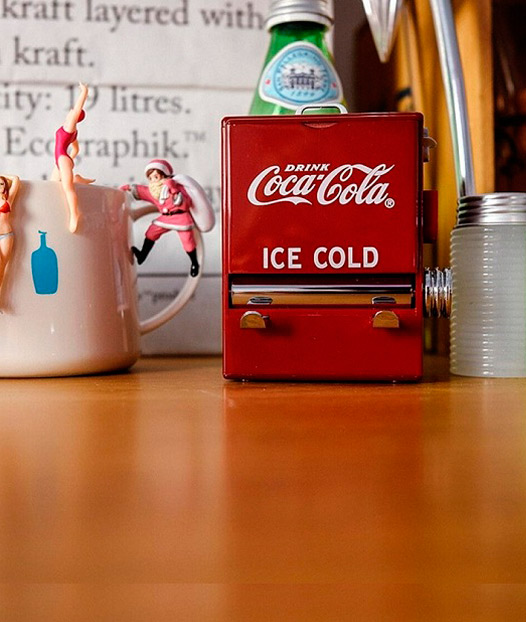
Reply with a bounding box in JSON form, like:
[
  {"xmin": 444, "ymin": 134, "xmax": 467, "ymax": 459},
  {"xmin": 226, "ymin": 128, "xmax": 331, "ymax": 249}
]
[
  {"xmin": 120, "ymin": 159, "xmax": 215, "ymax": 277},
  {"xmin": 51, "ymin": 82, "xmax": 94, "ymax": 233},
  {"xmin": 0, "ymin": 174, "xmax": 20, "ymax": 295}
]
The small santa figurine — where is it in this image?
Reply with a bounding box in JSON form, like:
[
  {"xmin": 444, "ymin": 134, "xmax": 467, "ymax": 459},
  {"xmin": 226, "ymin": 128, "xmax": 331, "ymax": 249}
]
[{"xmin": 120, "ymin": 159, "xmax": 212, "ymax": 277}]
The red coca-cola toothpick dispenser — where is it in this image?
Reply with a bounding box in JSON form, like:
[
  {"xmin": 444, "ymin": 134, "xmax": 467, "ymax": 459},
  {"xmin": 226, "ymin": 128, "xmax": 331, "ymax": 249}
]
[{"xmin": 222, "ymin": 111, "xmax": 438, "ymax": 381}]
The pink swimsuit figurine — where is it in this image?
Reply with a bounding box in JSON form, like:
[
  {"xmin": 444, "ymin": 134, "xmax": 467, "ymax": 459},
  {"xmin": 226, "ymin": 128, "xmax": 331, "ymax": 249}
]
[
  {"xmin": 51, "ymin": 82, "xmax": 94, "ymax": 233},
  {"xmin": 120, "ymin": 159, "xmax": 214, "ymax": 277},
  {"xmin": 0, "ymin": 174, "xmax": 20, "ymax": 295}
]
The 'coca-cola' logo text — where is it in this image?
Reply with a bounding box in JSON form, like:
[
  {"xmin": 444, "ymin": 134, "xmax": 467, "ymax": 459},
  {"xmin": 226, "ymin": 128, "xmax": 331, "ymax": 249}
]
[{"xmin": 247, "ymin": 163, "xmax": 396, "ymax": 208}]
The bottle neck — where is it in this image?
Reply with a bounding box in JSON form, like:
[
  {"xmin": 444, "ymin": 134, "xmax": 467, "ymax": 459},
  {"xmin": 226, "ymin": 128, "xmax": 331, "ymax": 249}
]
[
  {"xmin": 269, "ymin": 20, "xmax": 327, "ymax": 38},
  {"xmin": 267, "ymin": 20, "xmax": 328, "ymax": 54}
]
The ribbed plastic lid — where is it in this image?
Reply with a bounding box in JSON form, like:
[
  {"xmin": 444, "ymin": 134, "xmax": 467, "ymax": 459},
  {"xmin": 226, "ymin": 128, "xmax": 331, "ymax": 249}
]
[
  {"xmin": 456, "ymin": 193, "xmax": 526, "ymax": 226},
  {"xmin": 266, "ymin": 0, "xmax": 333, "ymax": 30}
]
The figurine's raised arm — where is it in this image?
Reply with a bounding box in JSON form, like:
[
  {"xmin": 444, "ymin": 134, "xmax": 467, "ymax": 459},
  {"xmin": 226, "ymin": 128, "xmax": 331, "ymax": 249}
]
[
  {"xmin": 51, "ymin": 82, "xmax": 94, "ymax": 233},
  {"xmin": 3, "ymin": 175, "xmax": 20, "ymax": 203}
]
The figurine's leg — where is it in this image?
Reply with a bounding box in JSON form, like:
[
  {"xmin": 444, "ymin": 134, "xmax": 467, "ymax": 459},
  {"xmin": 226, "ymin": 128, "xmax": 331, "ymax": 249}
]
[
  {"xmin": 186, "ymin": 249, "xmax": 200, "ymax": 277},
  {"xmin": 73, "ymin": 174, "xmax": 95, "ymax": 184},
  {"xmin": 0, "ymin": 234, "xmax": 14, "ymax": 290},
  {"xmin": 132, "ymin": 224, "xmax": 164, "ymax": 265},
  {"xmin": 0, "ymin": 258, "xmax": 6, "ymax": 289},
  {"xmin": 50, "ymin": 165, "xmax": 61, "ymax": 182},
  {"xmin": 132, "ymin": 237, "xmax": 155, "ymax": 265},
  {"xmin": 179, "ymin": 230, "xmax": 199, "ymax": 277},
  {"xmin": 57, "ymin": 156, "xmax": 80, "ymax": 233}
]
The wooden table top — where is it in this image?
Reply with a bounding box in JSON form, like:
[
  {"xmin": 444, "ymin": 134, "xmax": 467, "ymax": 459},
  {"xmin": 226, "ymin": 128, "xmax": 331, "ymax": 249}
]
[{"xmin": 1, "ymin": 355, "xmax": 526, "ymax": 619}]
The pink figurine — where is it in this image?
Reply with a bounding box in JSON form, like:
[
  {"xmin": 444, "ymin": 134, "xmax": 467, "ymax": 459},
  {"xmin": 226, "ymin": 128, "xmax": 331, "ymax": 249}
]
[
  {"xmin": 0, "ymin": 174, "xmax": 20, "ymax": 293},
  {"xmin": 120, "ymin": 159, "xmax": 214, "ymax": 277},
  {"xmin": 51, "ymin": 82, "xmax": 94, "ymax": 233}
]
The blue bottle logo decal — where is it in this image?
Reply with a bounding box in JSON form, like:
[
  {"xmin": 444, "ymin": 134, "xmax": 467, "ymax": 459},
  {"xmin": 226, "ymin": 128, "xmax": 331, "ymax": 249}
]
[
  {"xmin": 32, "ymin": 230, "xmax": 59, "ymax": 295},
  {"xmin": 258, "ymin": 41, "xmax": 342, "ymax": 110}
]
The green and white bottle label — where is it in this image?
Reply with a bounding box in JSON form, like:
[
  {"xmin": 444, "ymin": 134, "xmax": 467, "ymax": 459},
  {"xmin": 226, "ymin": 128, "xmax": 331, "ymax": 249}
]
[{"xmin": 258, "ymin": 41, "xmax": 342, "ymax": 110}]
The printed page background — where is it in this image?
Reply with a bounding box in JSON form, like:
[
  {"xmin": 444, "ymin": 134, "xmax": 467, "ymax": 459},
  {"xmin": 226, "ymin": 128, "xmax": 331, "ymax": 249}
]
[{"xmin": 0, "ymin": 0, "xmax": 268, "ymax": 353}]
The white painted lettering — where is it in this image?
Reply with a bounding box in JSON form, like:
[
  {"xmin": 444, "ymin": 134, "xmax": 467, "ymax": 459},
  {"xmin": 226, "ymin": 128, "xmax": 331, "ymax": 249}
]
[
  {"xmin": 314, "ymin": 247, "xmax": 327, "ymax": 269},
  {"xmin": 289, "ymin": 247, "xmax": 302, "ymax": 269},
  {"xmin": 363, "ymin": 246, "xmax": 379, "ymax": 268},
  {"xmin": 247, "ymin": 163, "xmax": 395, "ymax": 209},
  {"xmin": 270, "ymin": 247, "xmax": 285, "ymax": 270},
  {"xmin": 347, "ymin": 247, "xmax": 361, "ymax": 268},
  {"xmin": 329, "ymin": 247, "xmax": 346, "ymax": 269}
]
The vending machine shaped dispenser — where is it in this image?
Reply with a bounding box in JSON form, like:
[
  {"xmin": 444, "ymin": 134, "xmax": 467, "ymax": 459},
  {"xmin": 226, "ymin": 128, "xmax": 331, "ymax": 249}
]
[{"xmin": 222, "ymin": 111, "xmax": 446, "ymax": 381}]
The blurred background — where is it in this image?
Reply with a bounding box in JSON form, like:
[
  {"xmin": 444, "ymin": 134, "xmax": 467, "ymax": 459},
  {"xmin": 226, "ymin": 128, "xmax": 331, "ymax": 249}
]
[{"xmin": 0, "ymin": 0, "xmax": 522, "ymax": 354}]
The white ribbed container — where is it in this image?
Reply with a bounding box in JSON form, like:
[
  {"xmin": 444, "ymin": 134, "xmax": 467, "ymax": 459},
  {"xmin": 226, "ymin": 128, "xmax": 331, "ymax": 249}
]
[{"xmin": 450, "ymin": 193, "xmax": 526, "ymax": 377}]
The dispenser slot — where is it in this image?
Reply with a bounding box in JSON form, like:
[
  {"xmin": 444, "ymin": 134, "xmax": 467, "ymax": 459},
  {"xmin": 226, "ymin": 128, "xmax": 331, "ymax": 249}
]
[{"xmin": 230, "ymin": 278, "xmax": 414, "ymax": 308}]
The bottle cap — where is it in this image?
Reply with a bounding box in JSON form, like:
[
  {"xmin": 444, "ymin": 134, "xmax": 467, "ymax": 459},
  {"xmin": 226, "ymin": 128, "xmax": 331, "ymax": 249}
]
[
  {"xmin": 265, "ymin": 0, "xmax": 333, "ymax": 30},
  {"xmin": 456, "ymin": 193, "xmax": 526, "ymax": 226}
]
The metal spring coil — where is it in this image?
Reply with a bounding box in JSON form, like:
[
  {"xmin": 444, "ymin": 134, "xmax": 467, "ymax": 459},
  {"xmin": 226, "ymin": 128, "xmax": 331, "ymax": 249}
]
[{"xmin": 424, "ymin": 268, "xmax": 452, "ymax": 318}]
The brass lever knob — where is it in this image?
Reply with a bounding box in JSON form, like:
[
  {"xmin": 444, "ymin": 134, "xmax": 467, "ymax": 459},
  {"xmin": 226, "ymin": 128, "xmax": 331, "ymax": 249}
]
[
  {"xmin": 372, "ymin": 310, "xmax": 400, "ymax": 329},
  {"xmin": 240, "ymin": 311, "xmax": 269, "ymax": 329}
]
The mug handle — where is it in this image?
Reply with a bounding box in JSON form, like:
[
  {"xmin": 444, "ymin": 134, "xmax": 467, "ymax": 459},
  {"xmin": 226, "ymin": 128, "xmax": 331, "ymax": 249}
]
[{"xmin": 131, "ymin": 204, "xmax": 204, "ymax": 335}]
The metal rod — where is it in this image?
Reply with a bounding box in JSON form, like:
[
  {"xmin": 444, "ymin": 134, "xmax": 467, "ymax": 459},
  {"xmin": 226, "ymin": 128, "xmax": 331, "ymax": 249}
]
[{"xmin": 428, "ymin": 0, "xmax": 476, "ymax": 198}]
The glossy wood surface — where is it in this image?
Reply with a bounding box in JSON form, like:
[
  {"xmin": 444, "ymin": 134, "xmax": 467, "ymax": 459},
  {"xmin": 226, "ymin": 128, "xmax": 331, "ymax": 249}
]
[{"xmin": 2, "ymin": 356, "xmax": 526, "ymax": 619}]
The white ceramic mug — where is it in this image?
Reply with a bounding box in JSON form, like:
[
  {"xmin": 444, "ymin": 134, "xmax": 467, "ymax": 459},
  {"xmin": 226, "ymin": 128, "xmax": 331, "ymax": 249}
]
[{"xmin": 0, "ymin": 180, "xmax": 203, "ymax": 377}]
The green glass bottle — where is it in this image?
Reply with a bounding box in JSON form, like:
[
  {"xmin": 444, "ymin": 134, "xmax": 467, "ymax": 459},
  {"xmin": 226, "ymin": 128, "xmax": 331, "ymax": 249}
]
[{"xmin": 249, "ymin": 0, "xmax": 344, "ymax": 115}]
